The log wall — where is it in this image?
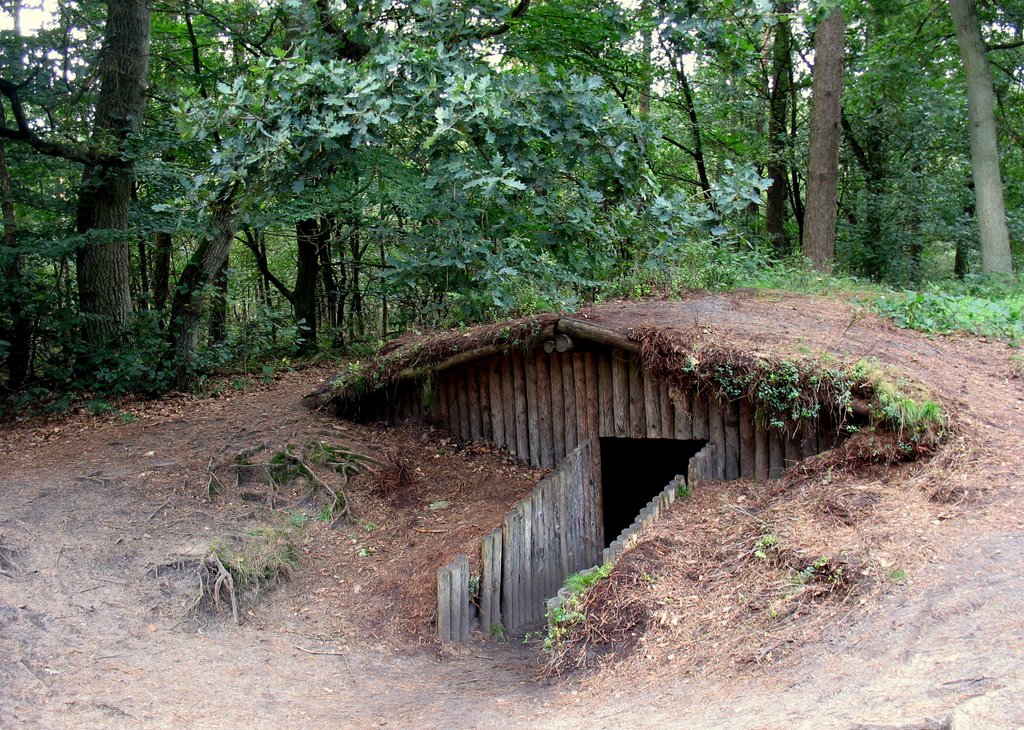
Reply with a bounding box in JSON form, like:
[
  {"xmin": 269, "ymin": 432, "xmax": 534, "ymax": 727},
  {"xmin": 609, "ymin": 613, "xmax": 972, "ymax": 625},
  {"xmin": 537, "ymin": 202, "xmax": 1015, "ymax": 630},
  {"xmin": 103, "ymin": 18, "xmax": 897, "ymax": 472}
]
[
  {"xmin": 437, "ymin": 440, "xmax": 602, "ymax": 641},
  {"xmin": 389, "ymin": 346, "xmax": 830, "ymax": 479}
]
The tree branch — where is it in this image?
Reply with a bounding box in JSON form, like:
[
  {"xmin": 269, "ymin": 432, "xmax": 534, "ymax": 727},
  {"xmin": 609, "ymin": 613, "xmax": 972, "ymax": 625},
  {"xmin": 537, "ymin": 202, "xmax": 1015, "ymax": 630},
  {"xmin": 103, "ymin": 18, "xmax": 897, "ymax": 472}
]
[
  {"xmin": 242, "ymin": 227, "xmax": 296, "ymax": 305},
  {"xmin": 987, "ymin": 39, "xmax": 1024, "ymax": 52},
  {"xmin": 478, "ymin": 0, "xmax": 531, "ymax": 40},
  {"xmin": 0, "ymin": 78, "xmax": 96, "ymax": 165}
]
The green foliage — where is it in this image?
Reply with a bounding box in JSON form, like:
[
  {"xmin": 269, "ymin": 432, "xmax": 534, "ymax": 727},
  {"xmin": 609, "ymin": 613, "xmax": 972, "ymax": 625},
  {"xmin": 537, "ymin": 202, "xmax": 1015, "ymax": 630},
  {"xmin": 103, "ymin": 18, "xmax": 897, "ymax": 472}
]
[
  {"xmin": 873, "ymin": 276, "xmax": 1024, "ymax": 343},
  {"xmin": 562, "ymin": 563, "xmax": 612, "ymax": 594},
  {"xmin": 849, "ymin": 359, "xmax": 946, "ymax": 441},
  {"xmin": 753, "ymin": 534, "xmax": 779, "ymax": 561},
  {"xmin": 207, "ymin": 523, "xmax": 300, "ymax": 598}
]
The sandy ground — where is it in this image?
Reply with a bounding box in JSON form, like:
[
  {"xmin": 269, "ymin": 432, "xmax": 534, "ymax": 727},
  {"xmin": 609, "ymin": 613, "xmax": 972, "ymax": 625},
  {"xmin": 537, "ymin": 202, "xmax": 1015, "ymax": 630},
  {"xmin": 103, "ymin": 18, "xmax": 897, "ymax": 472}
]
[{"xmin": 2, "ymin": 291, "xmax": 1023, "ymax": 729}]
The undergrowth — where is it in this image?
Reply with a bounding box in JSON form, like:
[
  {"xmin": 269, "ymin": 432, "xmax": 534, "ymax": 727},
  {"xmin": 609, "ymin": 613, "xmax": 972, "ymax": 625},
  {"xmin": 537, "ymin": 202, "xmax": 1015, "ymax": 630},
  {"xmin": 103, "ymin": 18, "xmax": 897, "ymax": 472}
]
[
  {"xmin": 636, "ymin": 328, "xmax": 945, "ymax": 456},
  {"xmin": 872, "ymin": 276, "xmax": 1023, "ymax": 344},
  {"xmin": 197, "ymin": 521, "xmax": 300, "ymax": 624}
]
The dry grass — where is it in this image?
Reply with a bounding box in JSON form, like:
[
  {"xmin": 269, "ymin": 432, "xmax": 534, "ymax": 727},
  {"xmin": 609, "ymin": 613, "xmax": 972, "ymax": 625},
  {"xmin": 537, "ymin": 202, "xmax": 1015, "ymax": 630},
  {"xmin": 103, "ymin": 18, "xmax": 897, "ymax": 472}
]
[{"xmin": 542, "ymin": 447, "xmax": 959, "ymax": 679}]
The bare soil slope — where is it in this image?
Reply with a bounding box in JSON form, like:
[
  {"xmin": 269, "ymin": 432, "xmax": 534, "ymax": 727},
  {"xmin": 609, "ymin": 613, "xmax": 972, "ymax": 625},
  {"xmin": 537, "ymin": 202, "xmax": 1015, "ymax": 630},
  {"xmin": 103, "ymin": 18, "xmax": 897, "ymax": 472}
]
[{"xmin": 2, "ymin": 291, "xmax": 1023, "ymax": 729}]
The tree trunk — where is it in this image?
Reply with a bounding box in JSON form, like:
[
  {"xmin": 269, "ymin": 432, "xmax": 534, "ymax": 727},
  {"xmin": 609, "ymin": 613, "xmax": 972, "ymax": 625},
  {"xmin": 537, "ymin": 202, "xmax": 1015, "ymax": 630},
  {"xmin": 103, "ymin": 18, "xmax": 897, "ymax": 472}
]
[
  {"xmin": 0, "ymin": 105, "xmax": 30, "ymax": 390},
  {"xmin": 167, "ymin": 184, "xmax": 239, "ymax": 387},
  {"xmin": 948, "ymin": 0, "xmax": 1014, "ymax": 275},
  {"xmin": 802, "ymin": 8, "xmax": 844, "ymax": 272},
  {"xmin": 318, "ymin": 216, "xmax": 338, "ymax": 330},
  {"xmin": 675, "ymin": 62, "xmax": 713, "ymax": 204},
  {"xmin": 75, "ymin": 0, "xmax": 151, "ymax": 344},
  {"xmin": 208, "ymin": 253, "xmax": 229, "ymax": 345},
  {"xmin": 294, "ymin": 218, "xmax": 322, "ymax": 354},
  {"xmin": 152, "ymin": 231, "xmax": 172, "ymax": 312},
  {"xmin": 765, "ymin": 0, "xmax": 792, "ymax": 254}
]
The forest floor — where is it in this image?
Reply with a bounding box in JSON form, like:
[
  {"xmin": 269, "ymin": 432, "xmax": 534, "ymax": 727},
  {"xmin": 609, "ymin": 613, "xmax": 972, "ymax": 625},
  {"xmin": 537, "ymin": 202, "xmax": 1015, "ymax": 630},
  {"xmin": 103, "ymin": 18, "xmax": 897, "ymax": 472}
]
[{"xmin": 2, "ymin": 290, "xmax": 1024, "ymax": 729}]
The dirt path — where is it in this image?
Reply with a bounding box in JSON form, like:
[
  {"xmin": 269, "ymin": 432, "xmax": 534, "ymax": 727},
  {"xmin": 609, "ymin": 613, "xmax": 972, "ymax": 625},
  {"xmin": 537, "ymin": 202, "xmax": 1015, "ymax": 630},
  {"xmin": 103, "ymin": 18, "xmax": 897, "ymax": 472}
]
[{"xmin": 2, "ymin": 292, "xmax": 1024, "ymax": 728}]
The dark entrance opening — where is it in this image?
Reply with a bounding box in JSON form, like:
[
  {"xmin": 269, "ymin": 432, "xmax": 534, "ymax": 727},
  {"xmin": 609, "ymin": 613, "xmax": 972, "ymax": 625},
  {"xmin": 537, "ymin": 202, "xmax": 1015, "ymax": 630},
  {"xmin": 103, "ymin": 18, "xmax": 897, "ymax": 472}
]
[{"xmin": 599, "ymin": 437, "xmax": 707, "ymax": 546}]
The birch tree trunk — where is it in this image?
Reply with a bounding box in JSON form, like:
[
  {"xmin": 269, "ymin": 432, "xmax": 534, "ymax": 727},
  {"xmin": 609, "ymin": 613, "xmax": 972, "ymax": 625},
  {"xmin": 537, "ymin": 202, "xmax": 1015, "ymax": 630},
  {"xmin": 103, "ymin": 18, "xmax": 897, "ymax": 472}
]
[
  {"xmin": 802, "ymin": 8, "xmax": 844, "ymax": 272},
  {"xmin": 948, "ymin": 0, "xmax": 1014, "ymax": 275}
]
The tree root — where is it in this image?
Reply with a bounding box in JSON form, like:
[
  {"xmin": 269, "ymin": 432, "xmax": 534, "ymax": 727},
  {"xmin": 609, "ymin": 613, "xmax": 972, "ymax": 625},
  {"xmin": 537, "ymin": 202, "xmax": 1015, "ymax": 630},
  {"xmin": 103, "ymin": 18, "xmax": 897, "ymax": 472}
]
[
  {"xmin": 0, "ymin": 537, "xmax": 21, "ymax": 578},
  {"xmin": 196, "ymin": 552, "xmax": 239, "ymax": 625}
]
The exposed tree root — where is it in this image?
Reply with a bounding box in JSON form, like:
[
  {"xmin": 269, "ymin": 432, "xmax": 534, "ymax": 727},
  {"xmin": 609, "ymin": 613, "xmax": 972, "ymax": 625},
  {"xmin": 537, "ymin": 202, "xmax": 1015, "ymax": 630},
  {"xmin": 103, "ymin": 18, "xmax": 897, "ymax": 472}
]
[{"xmin": 0, "ymin": 536, "xmax": 20, "ymax": 578}]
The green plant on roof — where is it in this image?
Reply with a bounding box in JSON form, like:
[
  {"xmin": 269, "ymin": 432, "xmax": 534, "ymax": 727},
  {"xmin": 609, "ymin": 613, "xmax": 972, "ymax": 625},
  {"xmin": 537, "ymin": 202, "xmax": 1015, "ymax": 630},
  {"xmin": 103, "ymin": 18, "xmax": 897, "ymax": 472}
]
[{"xmin": 850, "ymin": 358, "xmax": 945, "ymax": 441}]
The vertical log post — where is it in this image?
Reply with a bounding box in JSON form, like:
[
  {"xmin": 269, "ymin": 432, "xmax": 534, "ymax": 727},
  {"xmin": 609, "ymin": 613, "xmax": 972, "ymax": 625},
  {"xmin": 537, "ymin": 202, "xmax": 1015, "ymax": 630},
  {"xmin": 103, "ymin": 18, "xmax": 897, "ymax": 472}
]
[
  {"xmin": 724, "ymin": 399, "xmax": 740, "ymax": 480},
  {"xmin": 512, "ymin": 355, "xmax": 529, "ymax": 462},
  {"xmin": 708, "ymin": 397, "xmax": 726, "ymax": 479},
  {"xmin": 562, "ymin": 353, "xmax": 578, "ymax": 454},
  {"xmin": 693, "ymin": 391, "xmax": 710, "ymax": 440},
  {"xmin": 550, "ymin": 353, "xmax": 566, "ymax": 464},
  {"xmin": 488, "ymin": 360, "xmax": 504, "ymax": 450},
  {"xmin": 628, "ymin": 356, "xmax": 646, "ymax": 439},
  {"xmin": 739, "ymin": 399, "xmax": 755, "ymax": 479},
  {"xmin": 673, "ymin": 388, "xmax": 693, "ymax": 440}
]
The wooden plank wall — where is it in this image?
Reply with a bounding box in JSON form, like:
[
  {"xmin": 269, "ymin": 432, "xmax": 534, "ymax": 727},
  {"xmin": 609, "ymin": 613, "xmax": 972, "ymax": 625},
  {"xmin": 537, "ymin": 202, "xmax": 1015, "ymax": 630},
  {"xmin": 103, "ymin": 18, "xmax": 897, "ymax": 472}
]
[
  {"xmin": 438, "ymin": 440, "xmax": 601, "ymax": 643},
  {"xmin": 407, "ymin": 346, "xmax": 829, "ymax": 479},
  {"xmin": 436, "ymin": 554, "xmax": 470, "ymax": 643},
  {"xmin": 495, "ymin": 440, "xmax": 602, "ymax": 634}
]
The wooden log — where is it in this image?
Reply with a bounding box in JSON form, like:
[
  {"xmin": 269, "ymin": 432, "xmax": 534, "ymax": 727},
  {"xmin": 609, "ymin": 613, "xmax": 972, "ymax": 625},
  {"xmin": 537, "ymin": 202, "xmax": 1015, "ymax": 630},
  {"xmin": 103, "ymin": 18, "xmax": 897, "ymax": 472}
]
[
  {"xmin": 524, "ymin": 353, "xmax": 541, "ymax": 466},
  {"xmin": 554, "ymin": 333, "xmax": 574, "ymax": 352},
  {"xmin": 801, "ymin": 422, "xmax": 819, "ymax": 459},
  {"xmin": 598, "ymin": 351, "xmax": 614, "ymax": 437},
  {"xmin": 437, "ymin": 374, "xmax": 450, "ymax": 431},
  {"xmin": 512, "ymin": 355, "xmax": 529, "ymax": 461},
  {"xmin": 444, "ymin": 372, "xmax": 458, "ymax": 435},
  {"xmin": 479, "ymin": 366, "xmax": 493, "ymax": 442},
  {"xmin": 467, "ymin": 366, "xmax": 482, "ymax": 441},
  {"xmin": 584, "ymin": 353, "xmax": 600, "ymax": 444},
  {"xmin": 500, "ymin": 358, "xmax": 516, "ymax": 453},
  {"xmin": 642, "ymin": 368, "xmax": 661, "ymax": 438},
  {"xmin": 488, "ymin": 360, "xmax": 504, "ymax": 449},
  {"xmin": 532, "ymin": 479, "xmax": 548, "ymax": 606},
  {"xmin": 535, "ymin": 351, "xmax": 554, "ymax": 468},
  {"xmin": 556, "ymin": 319, "xmax": 638, "ymax": 353},
  {"xmin": 611, "ymin": 352, "xmax": 629, "ymax": 438},
  {"xmin": 572, "ymin": 451, "xmax": 586, "ymax": 572},
  {"xmin": 456, "ymin": 370, "xmax": 471, "ymax": 442},
  {"xmin": 588, "ymin": 440, "xmax": 604, "ymax": 560},
  {"xmin": 769, "ymin": 429, "xmax": 785, "ymax": 479},
  {"xmin": 754, "ymin": 420, "xmax": 770, "ymax": 482},
  {"xmin": 521, "ymin": 497, "xmax": 534, "ymax": 624},
  {"xmin": 549, "ymin": 475, "xmax": 562, "ymax": 599},
  {"xmin": 578, "ymin": 445, "xmax": 592, "ymax": 567},
  {"xmin": 708, "ymin": 397, "xmax": 726, "ymax": 479},
  {"xmin": 628, "ymin": 356, "xmax": 646, "ymax": 439},
  {"xmin": 724, "ymin": 399, "xmax": 740, "ymax": 480},
  {"xmin": 489, "ymin": 527, "xmax": 502, "ymax": 631},
  {"xmin": 480, "ymin": 535, "xmax": 493, "ymax": 635},
  {"xmin": 784, "ymin": 428, "xmax": 801, "ymax": 470},
  {"xmin": 481, "ymin": 534, "xmax": 494, "ymax": 636},
  {"xmin": 550, "ymin": 354, "xmax": 566, "ymax": 464},
  {"xmin": 542, "ymin": 339, "xmax": 556, "ymax": 354},
  {"xmin": 572, "ymin": 353, "xmax": 588, "ymax": 444},
  {"xmin": 456, "ymin": 554, "xmax": 470, "ymax": 642},
  {"xmin": 739, "ymin": 399, "xmax": 755, "ymax": 479},
  {"xmin": 658, "ymin": 380, "xmax": 674, "ymax": 439},
  {"xmin": 563, "ymin": 453, "xmax": 577, "ymax": 575},
  {"xmin": 673, "ymin": 388, "xmax": 693, "ymax": 440},
  {"xmin": 703, "ymin": 443, "xmax": 718, "ymax": 480},
  {"xmin": 693, "ymin": 391, "xmax": 710, "ymax": 440},
  {"xmin": 557, "ymin": 467, "xmax": 571, "ymax": 580},
  {"xmin": 437, "ymin": 563, "xmax": 452, "ymax": 641},
  {"xmin": 501, "ymin": 509, "xmax": 516, "ymax": 630},
  {"xmin": 562, "ymin": 353, "xmax": 578, "ymax": 454}
]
